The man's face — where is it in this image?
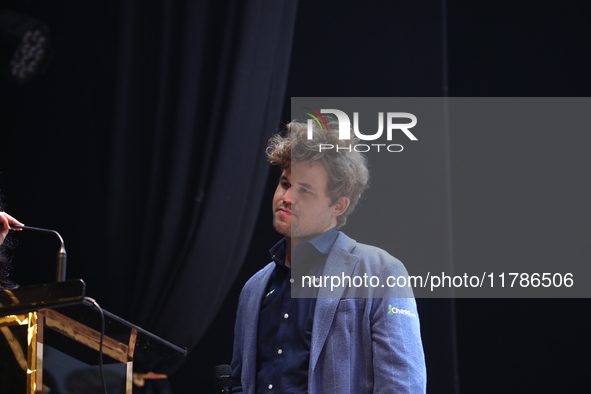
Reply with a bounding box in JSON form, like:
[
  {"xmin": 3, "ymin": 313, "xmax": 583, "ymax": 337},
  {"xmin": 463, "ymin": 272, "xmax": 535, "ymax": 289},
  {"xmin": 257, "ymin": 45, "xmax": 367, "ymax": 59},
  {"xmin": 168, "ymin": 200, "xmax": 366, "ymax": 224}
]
[{"xmin": 273, "ymin": 160, "xmax": 347, "ymax": 240}]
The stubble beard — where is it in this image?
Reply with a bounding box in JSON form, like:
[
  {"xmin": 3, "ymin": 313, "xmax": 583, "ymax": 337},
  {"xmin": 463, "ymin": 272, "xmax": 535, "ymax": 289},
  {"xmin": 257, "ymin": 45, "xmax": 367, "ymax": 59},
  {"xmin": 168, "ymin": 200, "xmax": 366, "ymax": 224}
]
[{"xmin": 273, "ymin": 213, "xmax": 293, "ymax": 238}]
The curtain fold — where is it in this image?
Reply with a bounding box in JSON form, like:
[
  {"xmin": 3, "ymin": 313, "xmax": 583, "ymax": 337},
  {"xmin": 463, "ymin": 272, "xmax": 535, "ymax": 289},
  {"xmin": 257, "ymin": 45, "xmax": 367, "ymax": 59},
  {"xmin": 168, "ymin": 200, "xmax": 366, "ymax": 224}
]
[{"xmin": 102, "ymin": 0, "xmax": 298, "ymax": 375}]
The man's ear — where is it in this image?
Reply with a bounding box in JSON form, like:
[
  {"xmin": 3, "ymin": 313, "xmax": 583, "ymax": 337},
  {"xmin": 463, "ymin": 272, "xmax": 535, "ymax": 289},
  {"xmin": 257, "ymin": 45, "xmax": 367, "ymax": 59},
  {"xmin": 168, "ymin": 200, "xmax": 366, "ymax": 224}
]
[{"xmin": 332, "ymin": 196, "xmax": 351, "ymax": 217}]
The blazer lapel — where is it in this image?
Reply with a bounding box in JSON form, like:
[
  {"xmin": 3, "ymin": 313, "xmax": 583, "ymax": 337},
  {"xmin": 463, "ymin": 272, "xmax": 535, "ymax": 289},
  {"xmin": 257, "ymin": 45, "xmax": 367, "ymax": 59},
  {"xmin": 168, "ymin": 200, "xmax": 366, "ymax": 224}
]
[
  {"xmin": 309, "ymin": 234, "xmax": 358, "ymax": 375},
  {"xmin": 242, "ymin": 264, "xmax": 274, "ymax": 393}
]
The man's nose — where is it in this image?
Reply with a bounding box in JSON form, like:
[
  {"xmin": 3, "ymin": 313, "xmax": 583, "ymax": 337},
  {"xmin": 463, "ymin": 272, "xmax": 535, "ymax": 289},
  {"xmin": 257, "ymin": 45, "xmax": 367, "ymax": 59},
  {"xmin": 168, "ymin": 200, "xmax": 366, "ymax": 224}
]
[{"xmin": 282, "ymin": 186, "xmax": 293, "ymax": 203}]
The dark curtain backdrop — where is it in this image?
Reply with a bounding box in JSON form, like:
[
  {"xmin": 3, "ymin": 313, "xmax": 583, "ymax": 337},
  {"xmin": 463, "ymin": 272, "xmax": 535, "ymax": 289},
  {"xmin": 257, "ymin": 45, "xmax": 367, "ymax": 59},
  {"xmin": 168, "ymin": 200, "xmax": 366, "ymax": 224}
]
[
  {"xmin": 0, "ymin": 0, "xmax": 298, "ymax": 391},
  {"xmin": 100, "ymin": 0, "xmax": 298, "ymax": 374}
]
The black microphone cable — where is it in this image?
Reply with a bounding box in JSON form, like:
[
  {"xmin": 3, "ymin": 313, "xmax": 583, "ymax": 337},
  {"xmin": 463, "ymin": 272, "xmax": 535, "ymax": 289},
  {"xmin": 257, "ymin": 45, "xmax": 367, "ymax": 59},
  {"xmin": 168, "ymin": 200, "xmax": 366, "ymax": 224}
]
[{"xmin": 86, "ymin": 297, "xmax": 108, "ymax": 394}]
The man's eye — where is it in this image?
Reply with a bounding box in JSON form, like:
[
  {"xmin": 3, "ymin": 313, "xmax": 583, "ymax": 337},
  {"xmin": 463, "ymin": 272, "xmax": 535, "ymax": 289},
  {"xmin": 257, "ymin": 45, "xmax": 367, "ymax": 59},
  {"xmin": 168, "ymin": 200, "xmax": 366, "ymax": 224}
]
[{"xmin": 300, "ymin": 188, "xmax": 310, "ymax": 194}]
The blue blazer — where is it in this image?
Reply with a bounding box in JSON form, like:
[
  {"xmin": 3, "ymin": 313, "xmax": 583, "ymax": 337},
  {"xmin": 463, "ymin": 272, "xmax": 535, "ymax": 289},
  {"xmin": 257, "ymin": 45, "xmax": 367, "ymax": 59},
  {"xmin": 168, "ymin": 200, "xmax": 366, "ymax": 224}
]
[{"xmin": 231, "ymin": 232, "xmax": 426, "ymax": 393}]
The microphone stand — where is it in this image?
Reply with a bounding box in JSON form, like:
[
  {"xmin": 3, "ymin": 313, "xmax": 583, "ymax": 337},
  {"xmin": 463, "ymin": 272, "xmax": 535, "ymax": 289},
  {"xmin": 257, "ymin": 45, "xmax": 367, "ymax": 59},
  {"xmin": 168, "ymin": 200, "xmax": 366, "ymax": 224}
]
[{"xmin": 10, "ymin": 225, "xmax": 67, "ymax": 282}]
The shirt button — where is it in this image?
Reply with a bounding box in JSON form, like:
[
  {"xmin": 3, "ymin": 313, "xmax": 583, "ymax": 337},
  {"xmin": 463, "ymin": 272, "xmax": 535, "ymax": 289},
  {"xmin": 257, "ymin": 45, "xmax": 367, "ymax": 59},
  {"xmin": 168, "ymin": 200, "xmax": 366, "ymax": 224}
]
[
  {"xmin": 277, "ymin": 349, "xmax": 283, "ymax": 355},
  {"xmin": 283, "ymin": 313, "xmax": 289, "ymax": 319},
  {"xmin": 289, "ymin": 278, "xmax": 294, "ymax": 283},
  {"xmin": 268, "ymin": 384, "xmax": 273, "ymax": 389}
]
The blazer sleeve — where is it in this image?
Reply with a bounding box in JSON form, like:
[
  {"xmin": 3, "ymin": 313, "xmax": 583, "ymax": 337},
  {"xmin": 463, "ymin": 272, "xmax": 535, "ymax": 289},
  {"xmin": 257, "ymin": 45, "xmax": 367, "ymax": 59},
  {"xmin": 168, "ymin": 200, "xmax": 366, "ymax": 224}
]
[
  {"xmin": 370, "ymin": 295, "xmax": 426, "ymax": 393},
  {"xmin": 230, "ymin": 262, "xmax": 275, "ymax": 394},
  {"xmin": 230, "ymin": 286, "xmax": 246, "ymax": 392},
  {"xmin": 366, "ymin": 249, "xmax": 426, "ymax": 393}
]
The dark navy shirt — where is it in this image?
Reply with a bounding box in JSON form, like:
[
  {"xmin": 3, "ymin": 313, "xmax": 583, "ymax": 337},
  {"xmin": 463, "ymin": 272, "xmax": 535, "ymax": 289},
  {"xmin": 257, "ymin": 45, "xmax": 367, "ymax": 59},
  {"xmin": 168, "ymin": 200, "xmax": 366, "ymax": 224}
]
[{"xmin": 255, "ymin": 229, "xmax": 338, "ymax": 394}]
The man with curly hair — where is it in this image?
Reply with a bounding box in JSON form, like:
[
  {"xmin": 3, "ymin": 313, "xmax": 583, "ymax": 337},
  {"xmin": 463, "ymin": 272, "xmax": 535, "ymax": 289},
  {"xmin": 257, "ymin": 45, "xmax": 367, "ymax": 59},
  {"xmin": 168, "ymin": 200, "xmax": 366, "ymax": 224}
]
[{"xmin": 231, "ymin": 120, "xmax": 426, "ymax": 393}]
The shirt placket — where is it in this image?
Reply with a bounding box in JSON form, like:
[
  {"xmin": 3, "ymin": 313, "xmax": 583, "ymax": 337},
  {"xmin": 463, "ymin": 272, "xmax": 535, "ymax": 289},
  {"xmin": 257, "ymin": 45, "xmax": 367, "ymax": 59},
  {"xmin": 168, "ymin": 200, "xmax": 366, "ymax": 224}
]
[{"xmin": 266, "ymin": 274, "xmax": 292, "ymax": 391}]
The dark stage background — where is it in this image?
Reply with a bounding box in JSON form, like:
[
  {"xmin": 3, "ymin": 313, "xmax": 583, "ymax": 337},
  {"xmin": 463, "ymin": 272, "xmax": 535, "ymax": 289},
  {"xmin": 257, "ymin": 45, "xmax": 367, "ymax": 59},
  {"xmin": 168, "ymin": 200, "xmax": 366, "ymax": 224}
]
[{"xmin": 1, "ymin": 1, "xmax": 589, "ymax": 393}]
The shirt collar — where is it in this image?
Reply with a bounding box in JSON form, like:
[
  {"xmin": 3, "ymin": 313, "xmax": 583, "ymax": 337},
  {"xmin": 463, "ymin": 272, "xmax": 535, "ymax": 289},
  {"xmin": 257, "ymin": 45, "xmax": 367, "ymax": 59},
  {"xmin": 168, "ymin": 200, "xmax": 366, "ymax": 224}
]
[
  {"xmin": 270, "ymin": 238, "xmax": 287, "ymax": 266},
  {"xmin": 306, "ymin": 228, "xmax": 339, "ymax": 255},
  {"xmin": 269, "ymin": 228, "xmax": 339, "ymax": 266}
]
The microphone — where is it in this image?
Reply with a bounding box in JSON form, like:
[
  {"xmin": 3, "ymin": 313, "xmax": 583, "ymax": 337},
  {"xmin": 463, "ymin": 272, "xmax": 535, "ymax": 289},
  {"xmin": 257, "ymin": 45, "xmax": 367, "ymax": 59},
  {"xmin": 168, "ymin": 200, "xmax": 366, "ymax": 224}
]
[
  {"xmin": 10, "ymin": 224, "xmax": 67, "ymax": 282},
  {"xmin": 214, "ymin": 364, "xmax": 233, "ymax": 393}
]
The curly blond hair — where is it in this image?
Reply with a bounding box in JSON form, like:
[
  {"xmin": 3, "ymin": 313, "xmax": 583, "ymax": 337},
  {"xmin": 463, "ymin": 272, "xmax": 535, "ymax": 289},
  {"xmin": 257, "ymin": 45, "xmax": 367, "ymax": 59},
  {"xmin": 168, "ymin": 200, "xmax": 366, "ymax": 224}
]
[{"xmin": 266, "ymin": 119, "xmax": 369, "ymax": 228}]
